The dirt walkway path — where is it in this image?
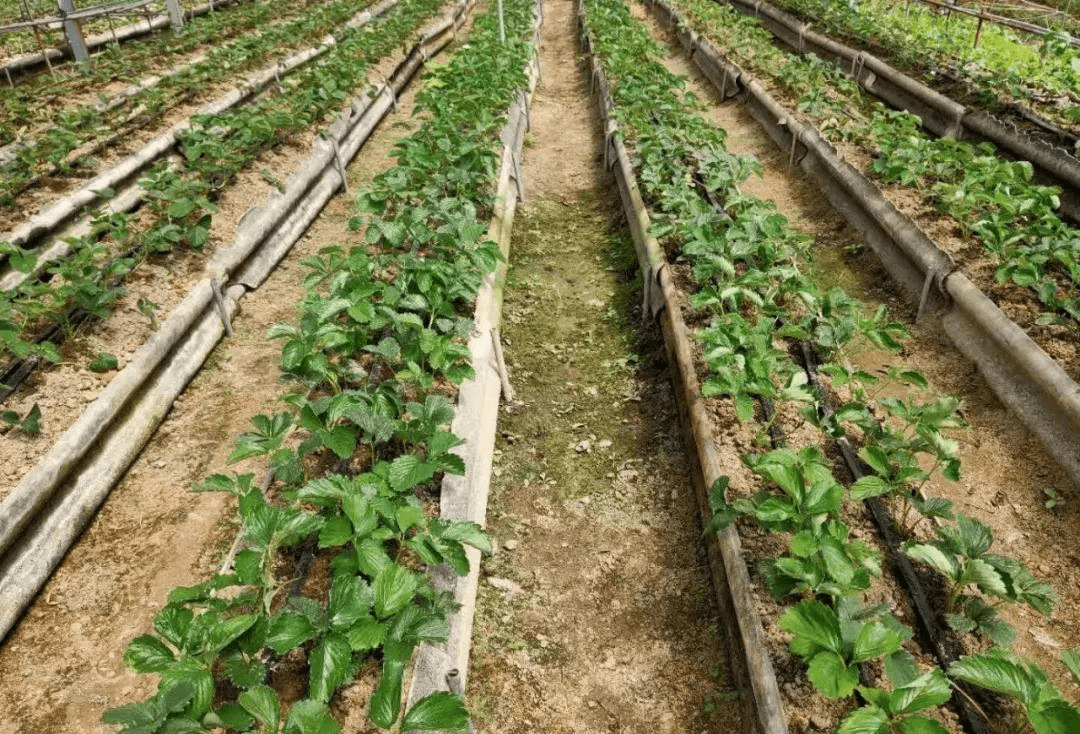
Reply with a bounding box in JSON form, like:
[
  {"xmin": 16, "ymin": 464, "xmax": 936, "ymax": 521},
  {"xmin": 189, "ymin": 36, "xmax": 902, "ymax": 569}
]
[{"xmin": 465, "ymin": 1, "xmax": 744, "ymax": 730}]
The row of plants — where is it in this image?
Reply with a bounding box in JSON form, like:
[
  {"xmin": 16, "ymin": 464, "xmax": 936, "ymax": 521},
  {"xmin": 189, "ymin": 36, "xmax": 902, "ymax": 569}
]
[
  {"xmin": 0, "ymin": 0, "xmax": 375, "ymax": 208},
  {"xmin": 583, "ymin": 0, "xmax": 1080, "ymax": 731},
  {"xmin": 668, "ymin": 0, "xmax": 1080, "ymax": 331},
  {"xmin": 0, "ymin": 0, "xmax": 324, "ymax": 138},
  {"xmin": 101, "ymin": 0, "xmax": 538, "ymax": 731},
  {"xmin": 0, "ymin": 0, "xmax": 441, "ymax": 374},
  {"xmin": 763, "ymin": 0, "xmax": 1080, "ymax": 133}
]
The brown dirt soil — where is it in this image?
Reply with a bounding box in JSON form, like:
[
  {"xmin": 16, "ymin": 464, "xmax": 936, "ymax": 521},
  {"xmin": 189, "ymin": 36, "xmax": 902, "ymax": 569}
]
[
  {"xmin": 0, "ymin": 36, "xmax": 432, "ymax": 734},
  {"xmin": 465, "ymin": 0, "xmax": 744, "ymax": 730}
]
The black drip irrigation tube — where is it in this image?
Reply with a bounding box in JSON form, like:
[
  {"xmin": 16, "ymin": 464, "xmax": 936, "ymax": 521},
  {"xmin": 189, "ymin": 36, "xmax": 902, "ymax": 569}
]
[
  {"xmin": 647, "ymin": 0, "xmax": 1080, "ymax": 492},
  {"xmin": 578, "ymin": 2, "xmax": 788, "ymax": 732},
  {"xmin": 0, "ymin": 0, "xmax": 246, "ymax": 84},
  {"xmin": 721, "ymin": 0, "xmax": 1080, "ymax": 223},
  {"xmin": 0, "ymin": 0, "xmax": 472, "ymax": 644},
  {"xmin": 404, "ymin": 0, "xmax": 542, "ymax": 709}
]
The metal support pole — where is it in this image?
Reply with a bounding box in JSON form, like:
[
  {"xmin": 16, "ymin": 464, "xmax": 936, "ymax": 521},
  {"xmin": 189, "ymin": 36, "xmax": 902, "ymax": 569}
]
[
  {"xmin": 58, "ymin": 0, "xmax": 90, "ymax": 61},
  {"xmin": 165, "ymin": 0, "xmax": 184, "ymax": 28},
  {"xmin": 497, "ymin": 0, "xmax": 505, "ymax": 42}
]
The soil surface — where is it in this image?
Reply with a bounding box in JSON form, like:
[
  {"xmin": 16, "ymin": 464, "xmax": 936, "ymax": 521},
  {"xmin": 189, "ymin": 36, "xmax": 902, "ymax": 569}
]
[{"xmin": 2, "ymin": 0, "xmax": 1080, "ymax": 733}]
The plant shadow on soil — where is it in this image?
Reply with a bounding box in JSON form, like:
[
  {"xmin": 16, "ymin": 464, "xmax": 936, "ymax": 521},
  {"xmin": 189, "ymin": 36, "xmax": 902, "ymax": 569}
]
[{"xmin": 466, "ymin": 194, "xmax": 744, "ymax": 733}]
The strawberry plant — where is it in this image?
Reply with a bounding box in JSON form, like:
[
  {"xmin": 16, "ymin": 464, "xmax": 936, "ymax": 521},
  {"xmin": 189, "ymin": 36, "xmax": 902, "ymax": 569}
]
[
  {"xmin": 779, "ymin": 597, "xmax": 908, "ymax": 699},
  {"xmin": 836, "ymin": 667, "xmax": 953, "ymax": 734},
  {"xmin": 672, "ymin": 0, "xmax": 1080, "ymax": 329},
  {"xmin": 904, "ymin": 514, "xmax": 1056, "ymax": 645},
  {"xmin": 708, "ymin": 448, "xmax": 881, "ymax": 601},
  {"xmin": 104, "ymin": 0, "xmax": 539, "ymax": 730},
  {"xmin": 950, "ymin": 649, "xmax": 1080, "ymax": 734}
]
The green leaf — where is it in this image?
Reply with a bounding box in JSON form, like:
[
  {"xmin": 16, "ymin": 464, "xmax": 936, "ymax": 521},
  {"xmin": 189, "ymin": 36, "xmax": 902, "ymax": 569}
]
[
  {"xmin": 401, "ymin": 692, "xmax": 470, "ymax": 732},
  {"xmin": 17, "ymin": 403, "xmax": 40, "ymax": 435},
  {"xmin": 897, "ymin": 716, "xmax": 950, "ymax": 734},
  {"xmin": 836, "ymin": 705, "xmax": 887, "ymax": 734},
  {"xmin": 890, "ymin": 670, "xmax": 952, "ymax": 715},
  {"xmin": 885, "ymin": 649, "xmax": 921, "ymax": 687},
  {"xmin": 1061, "ymin": 650, "xmax": 1080, "ymax": 688},
  {"xmin": 756, "ymin": 462, "xmax": 803, "ymax": 499},
  {"xmin": 949, "ymin": 651, "xmax": 1040, "ymax": 705},
  {"xmin": 903, "ymin": 543, "xmax": 955, "ymax": 578},
  {"xmin": 343, "ymin": 494, "xmax": 379, "ymax": 539},
  {"xmin": 438, "ymin": 520, "xmax": 492, "ymax": 554},
  {"xmin": 284, "ymin": 699, "xmax": 341, "ymax": 734},
  {"xmin": 1029, "ymin": 699, "xmax": 1080, "ymax": 734},
  {"xmin": 374, "ymin": 564, "xmax": 418, "ymax": 619},
  {"xmin": 213, "ymin": 702, "xmax": 254, "ymax": 731},
  {"xmin": 355, "ymin": 536, "xmax": 393, "ymax": 577},
  {"xmin": 853, "ymin": 620, "xmax": 903, "ymax": 664},
  {"xmin": 319, "ymin": 515, "xmax": 353, "ymax": 548},
  {"xmin": 961, "ymin": 558, "xmax": 1007, "ymax": 597},
  {"xmin": 858, "ymin": 445, "xmax": 891, "ymax": 476},
  {"xmin": 850, "ymin": 475, "xmax": 892, "ymax": 501},
  {"xmin": 123, "ymin": 635, "xmax": 176, "ymax": 673},
  {"xmin": 309, "ymin": 632, "xmax": 352, "ymax": 702},
  {"xmin": 233, "ymin": 549, "xmax": 263, "ymax": 585},
  {"xmin": 318, "ymin": 425, "xmax": 357, "ymax": 460},
  {"xmin": 208, "ymin": 613, "xmax": 258, "ymax": 653},
  {"xmin": 395, "ymin": 504, "xmax": 426, "ymax": 534},
  {"xmin": 267, "ymin": 612, "xmax": 317, "ymax": 655},
  {"xmin": 371, "ymin": 638, "xmax": 415, "ymax": 726},
  {"xmin": 223, "ymin": 651, "xmax": 265, "ymax": 689},
  {"xmin": 168, "ymin": 198, "xmax": 196, "ymax": 219},
  {"xmin": 329, "ymin": 574, "xmax": 372, "ymax": 628},
  {"xmin": 779, "ymin": 599, "xmax": 842, "ymax": 657},
  {"xmin": 807, "ymin": 650, "xmax": 859, "ymax": 699},
  {"xmin": 820, "ymin": 536, "xmax": 858, "ymax": 586},
  {"xmin": 102, "ymin": 681, "xmax": 194, "ymax": 726},
  {"xmin": 89, "ymin": 352, "xmax": 119, "ymax": 372},
  {"xmin": 389, "ymin": 454, "xmax": 436, "ymax": 493},
  {"xmin": 238, "ymin": 684, "xmax": 280, "ymax": 729},
  {"xmin": 346, "ymin": 617, "xmax": 388, "ymax": 651},
  {"xmin": 154, "ymin": 606, "xmax": 193, "ymax": 650},
  {"xmin": 160, "ymin": 663, "xmax": 214, "ymax": 718}
]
